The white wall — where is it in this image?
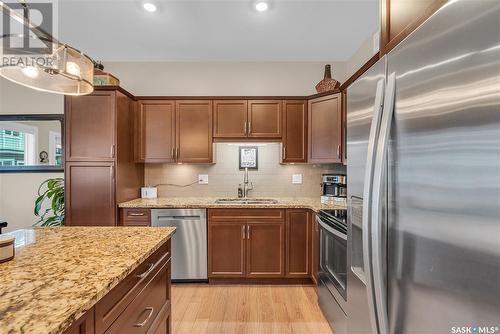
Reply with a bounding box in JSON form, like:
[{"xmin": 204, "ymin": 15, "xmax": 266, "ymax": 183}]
[
  {"xmin": 0, "ymin": 79, "xmax": 64, "ymax": 232},
  {"xmin": 344, "ymin": 32, "xmax": 379, "ymax": 81},
  {"xmin": 105, "ymin": 62, "xmax": 347, "ymax": 96}
]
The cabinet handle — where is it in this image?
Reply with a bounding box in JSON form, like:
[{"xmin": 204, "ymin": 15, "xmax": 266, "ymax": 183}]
[
  {"xmin": 283, "ymin": 146, "xmax": 286, "ymax": 160},
  {"xmin": 171, "ymin": 147, "xmax": 174, "ymax": 158},
  {"xmin": 244, "ymin": 121, "xmax": 247, "ymax": 135},
  {"xmin": 129, "ymin": 212, "xmax": 145, "ymax": 217},
  {"xmin": 248, "ymin": 122, "xmax": 251, "ymax": 134},
  {"xmin": 242, "ymin": 225, "xmax": 245, "ymax": 239},
  {"xmin": 133, "ymin": 307, "xmax": 154, "ymax": 327},
  {"xmin": 247, "ymin": 225, "xmax": 250, "ymax": 239},
  {"xmin": 337, "ymin": 145, "xmax": 340, "ymax": 158},
  {"xmin": 135, "ymin": 263, "xmax": 154, "ymax": 279}
]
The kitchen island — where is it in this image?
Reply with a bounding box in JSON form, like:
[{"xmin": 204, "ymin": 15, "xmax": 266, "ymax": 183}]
[{"xmin": 0, "ymin": 226, "xmax": 175, "ymax": 334}]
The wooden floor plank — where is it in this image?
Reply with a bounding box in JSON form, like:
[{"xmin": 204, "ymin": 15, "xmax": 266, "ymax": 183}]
[{"xmin": 172, "ymin": 284, "xmax": 334, "ymax": 334}]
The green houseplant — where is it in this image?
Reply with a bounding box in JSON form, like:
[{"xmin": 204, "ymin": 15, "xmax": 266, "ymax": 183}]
[{"xmin": 34, "ymin": 178, "xmax": 65, "ymax": 227}]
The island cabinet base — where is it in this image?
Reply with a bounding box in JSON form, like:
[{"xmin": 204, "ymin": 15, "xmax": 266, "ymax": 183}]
[{"xmin": 64, "ymin": 240, "xmax": 172, "ymax": 334}]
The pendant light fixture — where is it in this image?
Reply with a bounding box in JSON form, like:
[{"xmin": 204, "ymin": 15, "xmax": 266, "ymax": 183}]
[{"xmin": 0, "ymin": 1, "xmax": 94, "ymax": 95}]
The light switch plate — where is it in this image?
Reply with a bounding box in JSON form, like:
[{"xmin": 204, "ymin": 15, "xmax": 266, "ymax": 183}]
[
  {"xmin": 198, "ymin": 174, "xmax": 209, "ymax": 185},
  {"xmin": 292, "ymin": 174, "xmax": 303, "ymax": 184}
]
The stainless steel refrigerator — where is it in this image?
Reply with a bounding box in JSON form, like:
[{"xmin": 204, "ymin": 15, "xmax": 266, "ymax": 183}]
[{"xmin": 346, "ymin": 1, "xmax": 500, "ymax": 333}]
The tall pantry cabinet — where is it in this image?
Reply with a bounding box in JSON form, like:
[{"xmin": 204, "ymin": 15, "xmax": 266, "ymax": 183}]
[{"xmin": 64, "ymin": 88, "xmax": 143, "ymax": 226}]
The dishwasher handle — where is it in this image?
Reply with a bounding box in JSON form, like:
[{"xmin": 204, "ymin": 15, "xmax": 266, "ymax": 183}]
[{"xmin": 157, "ymin": 216, "xmax": 201, "ymax": 220}]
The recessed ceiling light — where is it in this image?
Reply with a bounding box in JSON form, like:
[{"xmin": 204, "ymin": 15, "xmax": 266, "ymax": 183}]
[
  {"xmin": 255, "ymin": 1, "xmax": 269, "ymax": 12},
  {"xmin": 143, "ymin": 2, "xmax": 157, "ymax": 12}
]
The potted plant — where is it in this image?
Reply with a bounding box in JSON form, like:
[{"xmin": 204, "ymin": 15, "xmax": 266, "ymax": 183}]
[{"xmin": 34, "ymin": 178, "xmax": 65, "ymax": 227}]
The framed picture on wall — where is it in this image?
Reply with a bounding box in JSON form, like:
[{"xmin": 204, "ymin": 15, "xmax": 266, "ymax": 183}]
[{"xmin": 239, "ymin": 146, "xmax": 258, "ymax": 170}]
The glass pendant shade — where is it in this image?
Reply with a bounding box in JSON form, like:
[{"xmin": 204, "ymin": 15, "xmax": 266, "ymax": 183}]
[
  {"xmin": 0, "ymin": 35, "xmax": 94, "ymax": 95},
  {"xmin": 0, "ymin": 3, "xmax": 94, "ymax": 96}
]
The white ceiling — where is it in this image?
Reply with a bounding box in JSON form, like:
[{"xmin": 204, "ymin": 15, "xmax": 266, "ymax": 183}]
[{"xmin": 57, "ymin": 0, "xmax": 379, "ymax": 62}]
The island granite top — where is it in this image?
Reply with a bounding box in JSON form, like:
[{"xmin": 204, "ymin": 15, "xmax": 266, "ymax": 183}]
[{"xmin": 0, "ymin": 226, "xmax": 175, "ymax": 334}]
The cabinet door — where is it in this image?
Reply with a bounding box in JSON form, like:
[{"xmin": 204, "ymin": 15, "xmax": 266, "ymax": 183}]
[
  {"xmin": 135, "ymin": 100, "xmax": 176, "ymax": 163},
  {"xmin": 312, "ymin": 213, "xmax": 320, "ymax": 285},
  {"xmin": 176, "ymin": 100, "xmax": 213, "ymax": 163},
  {"xmin": 248, "ymin": 100, "xmax": 282, "ymax": 138},
  {"xmin": 63, "ymin": 309, "xmax": 94, "ymax": 334},
  {"xmin": 380, "ymin": 0, "xmax": 446, "ymax": 54},
  {"xmin": 65, "ymin": 162, "xmax": 116, "ymax": 226},
  {"xmin": 282, "ymin": 100, "xmax": 307, "ymax": 163},
  {"xmin": 208, "ymin": 221, "xmax": 246, "ymax": 277},
  {"xmin": 65, "ymin": 91, "xmax": 115, "ymax": 161},
  {"xmin": 285, "ymin": 210, "xmax": 311, "ymax": 278},
  {"xmin": 213, "ymin": 100, "xmax": 248, "ymax": 138},
  {"xmin": 246, "ymin": 222, "xmax": 285, "ymax": 278},
  {"xmin": 308, "ymin": 94, "xmax": 342, "ymax": 163}
]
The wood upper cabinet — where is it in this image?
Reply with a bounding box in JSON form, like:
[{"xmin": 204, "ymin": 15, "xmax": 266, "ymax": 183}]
[
  {"xmin": 65, "ymin": 91, "xmax": 116, "ymax": 161},
  {"xmin": 176, "ymin": 100, "xmax": 213, "ymax": 163},
  {"xmin": 248, "ymin": 100, "xmax": 282, "ymax": 138},
  {"xmin": 282, "ymin": 100, "xmax": 307, "ymax": 163},
  {"xmin": 213, "ymin": 100, "xmax": 248, "ymax": 138},
  {"xmin": 285, "ymin": 210, "xmax": 311, "ymax": 278},
  {"xmin": 246, "ymin": 221, "xmax": 285, "ymax": 278},
  {"xmin": 65, "ymin": 162, "xmax": 116, "ymax": 226},
  {"xmin": 208, "ymin": 221, "xmax": 246, "ymax": 277},
  {"xmin": 308, "ymin": 93, "xmax": 342, "ymax": 163},
  {"xmin": 135, "ymin": 100, "xmax": 176, "ymax": 163},
  {"xmin": 380, "ymin": 0, "xmax": 446, "ymax": 55}
]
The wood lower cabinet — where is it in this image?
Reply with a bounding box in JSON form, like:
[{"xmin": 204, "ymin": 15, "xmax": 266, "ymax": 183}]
[
  {"xmin": 120, "ymin": 208, "xmax": 151, "ymax": 226},
  {"xmin": 64, "ymin": 241, "xmax": 171, "ymax": 334},
  {"xmin": 282, "ymin": 100, "xmax": 307, "ymax": 163},
  {"xmin": 285, "ymin": 210, "xmax": 311, "ymax": 278},
  {"xmin": 308, "ymin": 93, "xmax": 342, "ymax": 163},
  {"xmin": 208, "ymin": 221, "xmax": 246, "ymax": 277},
  {"xmin": 213, "ymin": 100, "xmax": 248, "ymax": 138},
  {"xmin": 176, "ymin": 100, "xmax": 213, "ymax": 163},
  {"xmin": 65, "ymin": 91, "xmax": 116, "ymax": 162},
  {"xmin": 209, "ymin": 209, "xmax": 313, "ymax": 281},
  {"xmin": 135, "ymin": 100, "xmax": 176, "ymax": 163},
  {"xmin": 380, "ymin": 0, "xmax": 446, "ymax": 55},
  {"xmin": 246, "ymin": 222, "xmax": 285, "ymax": 278},
  {"xmin": 248, "ymin": 100, "xmax": 282, "ymax": 138},
  {"xmin": 65, "ymin": 162, "xmax": 116, "ymax": 226}
]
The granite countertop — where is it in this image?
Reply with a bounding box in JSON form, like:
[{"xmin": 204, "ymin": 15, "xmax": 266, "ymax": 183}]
[
  {"xmin": 119, "ymin": 197, "xmax": 347, "ymax": 212},
  {"xmin": 0, "ymin": 226, "xmax": 175, "ymax": 334}
]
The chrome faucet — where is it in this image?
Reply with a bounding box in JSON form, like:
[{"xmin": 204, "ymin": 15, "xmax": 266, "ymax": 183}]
[{"xmin": 239, "ymin": 167, "xmax": 253, "ymax": 198}]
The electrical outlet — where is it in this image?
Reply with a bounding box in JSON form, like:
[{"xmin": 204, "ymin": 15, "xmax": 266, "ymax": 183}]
[
  {"xmin": 198, "ymin": 174, "xmax": 209, "ymax": 185},
  {"xmin": 292, "ymin": 174, "xmax": 303, "ymax": 184}
]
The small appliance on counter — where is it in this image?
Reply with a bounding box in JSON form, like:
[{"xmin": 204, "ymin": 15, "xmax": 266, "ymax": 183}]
[
  {"xmin": 321, "ymin": 174, "xmax": 346, "ymax": 205},
  {"xmin": 141, "ymin": 186, "xmax": 158, "ymax": 199}
]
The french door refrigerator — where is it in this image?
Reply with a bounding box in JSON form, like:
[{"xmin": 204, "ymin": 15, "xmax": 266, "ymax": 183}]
[{"xmin": 346, "ymin": 1, "xmax": 500, "ymax": 333}]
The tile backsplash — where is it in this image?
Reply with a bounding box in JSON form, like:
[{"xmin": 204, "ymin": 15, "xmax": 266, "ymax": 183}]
[{"xmin": 145, "ymin": 143, "xmax": 346, "ymax": 198}]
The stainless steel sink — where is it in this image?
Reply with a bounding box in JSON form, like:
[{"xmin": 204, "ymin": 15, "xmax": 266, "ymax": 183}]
[{"xmin": 215, "ymin": 198, "xmax": 278, "ymax": 205}]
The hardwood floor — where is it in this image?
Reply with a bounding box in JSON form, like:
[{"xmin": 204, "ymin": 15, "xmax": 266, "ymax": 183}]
[{"xmin": 172, "ymin": 284, "xmax": 334, "ymax": 334}]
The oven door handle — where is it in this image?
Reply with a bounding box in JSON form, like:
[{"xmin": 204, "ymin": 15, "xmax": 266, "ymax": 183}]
[{"xmin": 316, "ymin": 216, "xmax": 347, "ymax": 241}]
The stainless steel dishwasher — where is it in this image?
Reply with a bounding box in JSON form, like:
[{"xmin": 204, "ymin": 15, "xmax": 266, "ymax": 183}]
[{"xmin": 151, "ymin": 208, "xmax": 207, "ymax": 282}]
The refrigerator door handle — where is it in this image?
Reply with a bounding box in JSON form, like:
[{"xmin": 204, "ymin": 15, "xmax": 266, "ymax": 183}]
[
  {"xmin": 362, "ymin": 78, "xmax": 386, "ymax": 334},
  {"xmin": 371, "ymin": 72, "xmax": 396, "ymax": 334}
]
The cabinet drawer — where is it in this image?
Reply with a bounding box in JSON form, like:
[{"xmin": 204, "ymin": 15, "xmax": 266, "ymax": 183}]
[
  {"xmin": 209, "ymin": 209, "xmax": 285, "ymax": 221},
  {"xmin": 120, "ymin": 208, "xmax": 151, "ymax": 226},
  {"xmin": 95, "ymin": 241, "xmax": 170, "ymax": 334},
  {"xmin": 104, "ymin": 260, "xmax": 170, "ymax": 334}
]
